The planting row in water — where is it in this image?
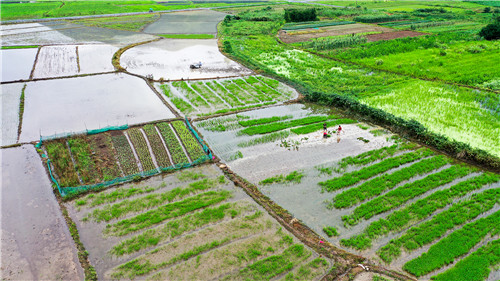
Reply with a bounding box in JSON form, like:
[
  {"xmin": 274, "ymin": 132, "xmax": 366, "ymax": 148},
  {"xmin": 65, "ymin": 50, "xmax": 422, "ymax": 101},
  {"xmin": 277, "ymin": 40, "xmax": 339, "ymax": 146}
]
[
  {"xmin": 43, "ymin": 120, "xmax": 207, "ymax": 190},
  {"xmin": 67, "ymin": 166, "xmax": 329, "ymax": 280},
  {"xmin": 158, "ymin": 76, "xmax": 296, "ymax": 116}
]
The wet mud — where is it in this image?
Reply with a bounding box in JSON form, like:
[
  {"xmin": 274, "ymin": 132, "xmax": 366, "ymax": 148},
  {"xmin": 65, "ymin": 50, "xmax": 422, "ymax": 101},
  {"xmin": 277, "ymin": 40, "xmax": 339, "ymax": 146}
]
[{"xmin": 0, "ymin": 145, "xmax": 84, "ymax": 280}]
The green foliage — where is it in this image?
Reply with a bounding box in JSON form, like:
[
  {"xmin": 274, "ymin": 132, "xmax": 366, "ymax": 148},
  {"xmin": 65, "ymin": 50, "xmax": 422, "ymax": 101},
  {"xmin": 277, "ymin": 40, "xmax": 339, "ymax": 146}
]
[
  {"xmin": 177, "ymin": 170, "xmax": 206, "ymax": 181},
  {"xmin": 111, "ymin": 132, "xmax": 140, "ymax": 175},
  {"xmin": 237, "ymin": 130, "xmax": 291, "ymax": 148},
  {"xmin": 1, "ymin": 45, "xmax": 38, "ymax": 49},
  {"xmin": 240, "ymin": 115, "xmax": 337, "ymax": 136},
  {"xmin": 431, "ymin": 239, "xmax": 500, "ymax": 281},
  {"xmin": 333, "ymin": 156, "xmax": 449, "ymax": 209},
  {"xmin": 290, "ymin": 119, "xmax": 356, "ymax": 135},
  {"xmin": 342, "ymin": 173, "xmax": 499, "ymax": 250},
  {"xmin": 282, "ymin": 21, "xmax": 355, "ymax": 30},
  {"xmin": 337, "ymin": 143, "xmax": 416, "ymax": 169},
  {"xmin": 319, "ymin": 148, "xmax": 433, "ymax": 192},
  {"xmin": 239, "ymin": 116, "xmax": 292, "ymax": 127},
  {"xmin": 143, "ymin": 125, "xmax": 171, "ymax": 168},
  {"xmin": 171, "ymin": 121, "xmax": 206, "ymax": 160},
  {"xmin": 284, "ymin": 8, "xmax": 318, "ymax": 23},
  {"xmin": 68, "ymin": 137, "xmax": 100, "ymax": 184},
  {"xmin": 105, "ymin": 190, "xmax": 231, "ymax": 236},
  {"xmin": 159, "ymin": 84, "xmax": 194, "ymax": 114},
  {"xmin": 404, "ymin": 211, "xmax": 500, "ymax": 277},
  {"xmin": 88, "ymin": 133, "xmax": 121, "ymax": 181},
  {"xmin": 342, "ymin": 164, "xmax": 474, "ymax": 226},
  {"xmin": 156, "ymin": 122, "xmax": 189, "ymax": 165},
  {"xmin": 260, "ymin": 171, "xmax": 304, "ymax": 185},
  {"xmin": 323, "ymin": 226, "xmax": 339, "ymax": 237},
  {"xmin": 45, "ymin": 140, "xmax": 80, "ymax": 187},
  {"xmin": 127, "ymin": 128, "xmax": 156, "ymax": 172},
  {"xmin": 302, "ymin": 35, "xmax": 367, "ymax": 51},
  {"xmin": 378, "ymin": 189, "xmax": 500, "ymax": 263},
  {"xmin": 354, "ymin": 14, "xmax": 408, "ymax": 23},
  {"xmin": 479, "ymin": 21, "xmax": 500, "ymax": 40},
  {"xmin": 284, "ymin": 258, "xmax": 329, "ymax": 281}
]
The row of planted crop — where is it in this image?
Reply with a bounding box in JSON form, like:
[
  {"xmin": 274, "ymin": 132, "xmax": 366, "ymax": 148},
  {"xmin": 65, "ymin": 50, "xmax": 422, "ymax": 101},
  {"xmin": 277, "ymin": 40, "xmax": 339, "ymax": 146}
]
[
  {"xmin": 44, "ymin": 121, "xmax": 206, "ymax": 187},
  {"xmin": 159, "ymin": 76, "xmax": 293, "ymax": 116}
]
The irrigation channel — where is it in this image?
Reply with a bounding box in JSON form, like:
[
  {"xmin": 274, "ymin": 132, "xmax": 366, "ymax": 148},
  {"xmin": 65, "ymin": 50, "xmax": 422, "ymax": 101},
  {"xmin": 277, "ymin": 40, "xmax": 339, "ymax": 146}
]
[{"xmin": 1, "ymin": 7, "xmax": 498, "ymax": 281}]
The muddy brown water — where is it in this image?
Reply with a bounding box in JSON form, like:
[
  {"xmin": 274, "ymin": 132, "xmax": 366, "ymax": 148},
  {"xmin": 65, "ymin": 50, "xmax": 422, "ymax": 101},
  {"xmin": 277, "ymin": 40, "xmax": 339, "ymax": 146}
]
[
  {"xmin": 121, "ymin": 39, "xmax": 252, "ymax": 80},
  {"xmin": 19, "ymin": 73, "xmax": 176, "ymax": 142},
  {"xmin": 0, "ymin": 145, "xmax": 84, "ymax": 280}
]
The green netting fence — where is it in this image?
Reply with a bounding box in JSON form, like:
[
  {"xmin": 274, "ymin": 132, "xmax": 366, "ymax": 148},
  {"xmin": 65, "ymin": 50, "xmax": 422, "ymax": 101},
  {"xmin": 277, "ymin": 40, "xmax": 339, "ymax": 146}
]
[{"xmin": 44, "ymin": 120, "xmax": 212, "ymax": 198}]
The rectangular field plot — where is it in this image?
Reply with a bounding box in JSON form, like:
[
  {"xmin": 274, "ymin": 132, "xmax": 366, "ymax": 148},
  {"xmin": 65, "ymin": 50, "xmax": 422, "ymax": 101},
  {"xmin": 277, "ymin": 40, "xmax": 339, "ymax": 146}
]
[
  {"xmin": 156, "ymin": 76, "xmax": 298, "ymax": 116},
  {"xmin": 64, "ymin": 165, "xmax": 330, "ymax": 280},
  {"xmin": 1, "ymin": 83, "xmax": 24, "ymax": 146},
  {"xmin": 32, "ymin": 45, "xmax": 79, "ymax": 78},
  {"xmin": 19, "ymin": 73, "xmax": 175, "ymax": 143},
  {"xmin": 1, "ymin": 48, "xmax": 38, "ymax": 82},
  {"xmin": 255, "ymin": 141, "xmax": 500, "ymax": 281},
  {"xmin": 77, "ymin": 44, "xmax": 118, "ymax": 74},
  {"xmin": 42, "ymin": 120, "xmax": 208, "ymax": 195},
  {"xmin": 195, "ymin": 103, "xmax": 381, "ymax": 182},
  {"xmin": 143, "ymin": 10, "xmax": 226, "ymax": 34}
]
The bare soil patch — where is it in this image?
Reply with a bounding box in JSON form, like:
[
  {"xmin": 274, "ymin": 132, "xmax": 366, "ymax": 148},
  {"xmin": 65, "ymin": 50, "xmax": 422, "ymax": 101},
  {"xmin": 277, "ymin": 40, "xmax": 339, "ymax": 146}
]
[
  {"xmin": 279, "ymin": 23, "xmax": 396, "ymax": 43},
  {"xmin": 366, "ymin": 30, "xmax": 427, "ymax": 42}
]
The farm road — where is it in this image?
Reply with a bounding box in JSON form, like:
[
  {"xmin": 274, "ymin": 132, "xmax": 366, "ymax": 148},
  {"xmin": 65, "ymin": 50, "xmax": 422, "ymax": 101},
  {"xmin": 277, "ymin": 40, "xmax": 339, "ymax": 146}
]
[{"xmin": 0, "ymin": 145, "xmax": 84, "ymax": 280}]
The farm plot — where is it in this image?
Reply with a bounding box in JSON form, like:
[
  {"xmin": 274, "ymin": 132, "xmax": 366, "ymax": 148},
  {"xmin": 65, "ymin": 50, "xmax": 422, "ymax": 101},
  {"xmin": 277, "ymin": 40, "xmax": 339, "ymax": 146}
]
[
  {"xmin": 19, "ymin": 73, "xmax": 175, "ymax": 143},
  {"xmin": 1, "ymin": 83, "xmax": 24, "ymax": 146},
  {"xmin": 42, "ymin": 120, "xmax": 208, "ymax": 195},
  {"xmin": 1, "ymin": 145, "xmax": 84, "ymax": 280},
  {"xmin": 156, "ymin": 75, "xmax": 298, "ymax": 116},
  {"xmin": 64, "ymin": 164, "xmax": 330, "ymax": 280},
  {"xmin": 143, "ymin": 10, "xmax": 226, "ymax": 34},
  {"xmin": 1, "ymin": 21, "xmax": 157, "ymax": 46},
  {"xmin": 32, "ymin": 45, "xmax": 79, "ymax": 78},
  {"xmin": 256, "ymin": 141, "xmax": 500, "ymax": 281},
  {"xmin": 77, "ymin": 44, "xmax": 118, "ymax": 74},
  {"xmin": 120, "ymin": 39, "xmax": 252, "ymax": 80},
  {"xmin": 1, "ymin": 48, "xmax": 38, "ymax": 82},
  {"xmin": 196, "ymin": 103, "xmax": 386, "ymax": 183},
  {"xmin": 279, "ymin": 23, "xmax": 398, "ymax": 44}
]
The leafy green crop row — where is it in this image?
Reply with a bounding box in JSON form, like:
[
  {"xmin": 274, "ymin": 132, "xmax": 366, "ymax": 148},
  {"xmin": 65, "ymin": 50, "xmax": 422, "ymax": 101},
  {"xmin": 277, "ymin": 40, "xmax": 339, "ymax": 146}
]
[
  {"xmin": 290, "ymin": 118, "xmax": 357, "ymax": 135},
  {"xmin": 68, "ymin": 137, "xmax": 100, "ymax": 184},
  {"xmin": 156, "ymin": 123, "xmax": 189, "ymax": 164},
  {"xmin": 239, "ymin": 115, "xmax": 337, "ymax": 136},
  {"xmin": 341, "ymin": 173, "xmax": 499, "ymax": 250},
  {"xmin": 205, "ymin": 80, "xmax": 243, "ymax": 107},
  {"xmin": 159, "ymin": 84, "xmax": 195, "ymax": 114},
  {"xmin": 127, "ymin": 128, "xmax": 156, "ymax": 172},
  {"xmin": 105, "ymin": 190, "xmax": 231, "ymax": 236},
  {"xmin": 337, "ymin": 143, "xmax": 417, "ymax": 169},
  {"xmin": 404, "ymin": 210, "xmax": 500, "ymax": 276},
  {"xmin": 239, "ymin": 116, "xmax": 293, "ymax": 127},
  {"xmin": 143, "ymin": 124, "xmax": 171, "ymax": 168},
  {"xmin": 332, "ymin": 156, "xmax": 449, "ymax": 209},
  {"xmin": 45, "ymin": 140, "xmax": 80, "ymax": 187},
  {"xmin": 111, "ymin": 132, "xmax": 140, "ymax": 175},
  {"xmin": 378, "ymin": 188, "xmax": 500, "ymax": 263},
  {"xmin": 260, "ymin": 171, "xmax": 304, "ymax": 185},
  {"xmin": 171, "ymin": 121, "xmax": 206, "ymax": 160},
  {"xmin": 319, "ymin": 148, "xmax": 433, "ymax": 192},
  {"xmin": 342, "ymin": 164, "xmax": 474, "ymax": 226}
]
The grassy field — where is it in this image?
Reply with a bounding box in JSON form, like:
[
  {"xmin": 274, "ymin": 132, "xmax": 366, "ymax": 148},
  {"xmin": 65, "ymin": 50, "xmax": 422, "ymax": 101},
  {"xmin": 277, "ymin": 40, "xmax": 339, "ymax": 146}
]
[
  {"xmin": 256, "ymin": 142, "xmax": 499, "ymax": 281},
  {"xmin": 66, "ymin": 165, "xmax": 330, "ymax": 280},
  {"xmin": 312, "ymin": 0, "xmax": 489, "ymax": 11},
  {"xmin": 43, "ymin": 120, "xmax": 208, "ymax": 195}
]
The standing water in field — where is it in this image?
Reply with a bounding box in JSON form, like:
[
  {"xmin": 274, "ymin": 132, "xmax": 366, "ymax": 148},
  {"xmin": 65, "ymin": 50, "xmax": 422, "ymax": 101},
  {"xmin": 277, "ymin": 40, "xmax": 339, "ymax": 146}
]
[
  {"xmin": 1, "ymin": 48, "xmax": 38, "ymax": 82},
  {"xmin": 121, "ymin": 39, "xmax": 252, "ymax": 80},
  {"xmin": 1, "ymin": 83, "xmax": 24, "ymax": 146},
  {"xmin": 19, "ymin": 73, "xmax": 175, "ymax": 142}
]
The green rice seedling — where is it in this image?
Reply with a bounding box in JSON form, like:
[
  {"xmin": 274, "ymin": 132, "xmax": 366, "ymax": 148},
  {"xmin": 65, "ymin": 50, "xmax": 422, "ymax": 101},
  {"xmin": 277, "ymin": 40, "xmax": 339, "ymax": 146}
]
[
  {"xmin": 377, "ymin": 189, "xmax": 500, "ymax": 263},
  {"xmin": 143, "ymin": 124, "xmax": 171, "ymax": 168},
  {"xmin": 332, "ymin": 156, "xmax": 449, "ymax": 209},
  {"xmin": 171, "ymin": 121, "xmax": 206, "ymax": 160},
  {"xmin": 196, "ymin": 115, "xmax": 245, "ymax": 132},
  {"xmin": 342, "ymin": 164, "xmax": 474, "ymax": 226},
  {"xmin": 322, "ymin": 226, "xmax": 338, "ymax": 237},
  {"xmin": 431, "ymin": 239, "xmax": 500, "ymax": 281},
  {"xmin": 127, "ymin": 128, "xmax": 156, "ymax": 172},
  {"xmin": 256, "ymin": 76, "xmax": 280, "ymax": 88},
  {"xmin": 244, "ymin": 76, "xmax": 283, "ymax": 101},
  {"xmin": 239, "ymin": 115, "xmax": 293, "ymax": 127},
  {"xmin": 110, "ymin": 202, "xmax": 253, "ymax": 255},
  {"xmin": 111, "ymin": 132, "xmax": 140, "ymax": 175},
  {"xmin": 205, "ymin": 81, "xmax": 244, "ymax": 107},
  {"xmin": 239, "ymin": 115, "xmax": 337, "ymax": 136},
  {"xmin": 369, "ymin": 129, "xmax": 386, "ymax": 137},
  {"xmin": 232, "ymin": 78, "xmax": 269, "ymax": 102},
  {"xmin": 229, "ymin": 151, "xmax": 244, "ymax": 161},
  {"xmin": 88, "ymin": 133, "xmax": 121, "ymax": 181},
  {"xmin": 237, "ymin": 130, "xmax": 291, "ymax": 148},
  {"xmin": 177, "ymin": 170, "xmax": 206, "ymax": 181},
  {"xmin": 260, "ymin": 171, "xmax": 304, "ymax": 185},
  {"xmin": 190, "ymin": 82, "xmax": 226, "ymax": 108},
  {"xmin": 78, "ymin": 185, "xmax": 159, "ymax": 208},
  {"xmin": 225, "ymin": 244, "xmax": 310, "ymax": 281},
  {"xmin": 68, "ymin": 136, "xmax": 101, "ymax": 184},
  {"xmin": 1, "ymin": 45, "xmax": 39, "ymax": 49},
  {"xmin": 45, "ymin": 140, "xmax": 80, "ymax": 187},
  {"xmin": 105, "ymin": 190, "xmax": 231, "ymax": 236},
  {"xmin": 284, "ymin": 258, "xmax": 329, "ymax": 281},
  {"xmin": 159, "ymin": 84, "xmax": 194, "ymax": 114},
  {"xmin": 341, "ymin": 173, "xmax": 499, "ymax": 250},
  {"xmin": 221, "ymin": 80, "xmax": 259, "ymax": 104},
  {"xmin": 172, "ymin": 81, "xmax": 210, "ymax": 109},
  {"xmin": 87, "ymin": 178, "xmax": 221, "ymax": 222},
  {"xmin": 156, "ymin": 122, "xmax": 189, "ymax": 164},
  {"xmin": 320, "ymin": 148, "xmax": 433, "ymax": 192},
  {"xmin": 403, "ymin": 211, "xmax": 500, "ymax": 277}
]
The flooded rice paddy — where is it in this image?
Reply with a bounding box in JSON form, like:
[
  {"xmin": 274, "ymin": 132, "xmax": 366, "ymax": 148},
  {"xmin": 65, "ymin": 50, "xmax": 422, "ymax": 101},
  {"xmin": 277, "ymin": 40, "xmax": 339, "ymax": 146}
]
[
  {"xmin": 1, "ymin": 145, "xmax": 84, "ymax": 280},
  {"xmin": 144, "ymin": 10, "xmax": 227, "ymax": 34},
  {"xmin": 121, "ymin": 39, "xmax": 252, "ymax": 80},
  {"xmin": 1, "ymin": 83, "xmax": 24, "ymax": 146},
  {"xmin": 1, "ymin": 48, "xmax": 38, "ymax": 82},
  {"xmin": 19, "ymin": 73, "xmax": 175, "ymax": 142}
]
